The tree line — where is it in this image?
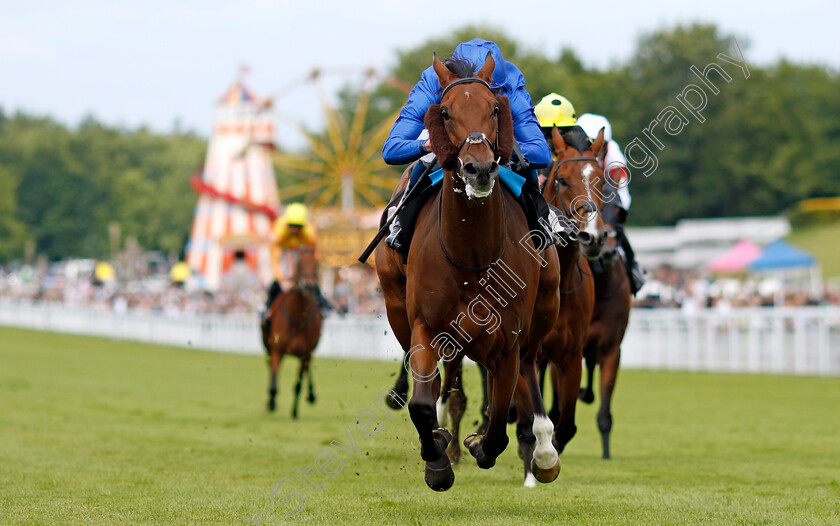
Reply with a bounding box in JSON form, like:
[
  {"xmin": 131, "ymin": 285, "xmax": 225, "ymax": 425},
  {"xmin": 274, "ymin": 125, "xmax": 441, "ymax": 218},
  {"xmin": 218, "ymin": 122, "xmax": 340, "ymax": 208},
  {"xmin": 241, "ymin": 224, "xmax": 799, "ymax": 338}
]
[{"xmin": 1, "ymin": 23, "xmax": 838, "ymax": 263}]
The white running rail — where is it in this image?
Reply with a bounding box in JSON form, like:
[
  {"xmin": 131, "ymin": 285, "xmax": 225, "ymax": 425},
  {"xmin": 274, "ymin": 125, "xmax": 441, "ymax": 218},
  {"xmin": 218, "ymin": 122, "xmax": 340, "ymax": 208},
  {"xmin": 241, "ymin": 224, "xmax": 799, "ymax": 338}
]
[{"xmin": 1, "ymin": 300, "xmax": 838, "ymax": 376}]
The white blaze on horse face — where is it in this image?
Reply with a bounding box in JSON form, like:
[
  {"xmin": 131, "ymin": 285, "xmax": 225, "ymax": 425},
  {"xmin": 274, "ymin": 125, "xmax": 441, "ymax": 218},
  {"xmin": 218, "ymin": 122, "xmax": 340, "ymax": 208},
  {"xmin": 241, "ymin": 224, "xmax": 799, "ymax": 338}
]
[
  {"xmin": 582, "ymin": 163, "xmax": 599, "ymax": 237},
  {"xmin": 532, "ymin": 415, "xmax": 558, "ymax": 470}
]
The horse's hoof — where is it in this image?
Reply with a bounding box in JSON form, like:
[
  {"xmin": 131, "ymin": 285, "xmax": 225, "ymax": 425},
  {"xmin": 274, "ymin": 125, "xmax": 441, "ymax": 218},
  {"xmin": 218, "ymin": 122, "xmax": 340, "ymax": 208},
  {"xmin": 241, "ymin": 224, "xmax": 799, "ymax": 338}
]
[
  {"xmin": 578, "ymin": 388, "xmax": 594, "ymax": 404},
  {"xmin": 292, "ymin": 410, "xmax": 299, "ymax": 420},
  {"xmin": 464, "ymin": 433, "xmax": 495, "ymax": 469},
  {"xmin": 267, "ymin": 400, "xmax": 276, "ymax": 412},
  {"xmin": 307, "ymin": 394, "xmax": 316, "ymax": 404},
  {"xmin": 424, "ymin": 454, "xmax": 455, "ymax": 491},
  {"xmin": 385, "ymin": 392, "xmax": 407, "ymax": 410},
  {"xmin": 463, "ymin": 432, "xmax": 481, "ymax": 450},
  {"xmin": 530, "ymin": 456, "xmax": 561, "ymax": 483}
]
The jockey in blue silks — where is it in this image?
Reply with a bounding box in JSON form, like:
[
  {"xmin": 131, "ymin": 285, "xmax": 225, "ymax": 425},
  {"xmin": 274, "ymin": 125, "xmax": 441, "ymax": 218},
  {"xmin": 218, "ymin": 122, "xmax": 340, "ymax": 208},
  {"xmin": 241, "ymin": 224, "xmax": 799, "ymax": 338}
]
[{"xmin": 381, "ymin": 38, "xmax": 567, "ymax": 253}]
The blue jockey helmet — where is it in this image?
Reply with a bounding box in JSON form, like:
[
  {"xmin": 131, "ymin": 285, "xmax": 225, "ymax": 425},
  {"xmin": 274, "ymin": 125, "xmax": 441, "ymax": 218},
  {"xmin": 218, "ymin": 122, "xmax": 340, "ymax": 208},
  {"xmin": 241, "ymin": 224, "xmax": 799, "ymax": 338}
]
[{"xmin": 451, "ymin": 39, "xmax": 508, "ymax": 90}]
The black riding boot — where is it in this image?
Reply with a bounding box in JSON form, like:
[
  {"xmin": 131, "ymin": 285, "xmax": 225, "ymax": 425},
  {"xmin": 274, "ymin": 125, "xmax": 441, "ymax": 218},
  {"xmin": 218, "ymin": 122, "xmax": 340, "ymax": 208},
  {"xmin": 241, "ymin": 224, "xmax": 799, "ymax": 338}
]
[
  {"xmin": 614, "ymin": 219, "xmax": 645, "ymax": 295},
  {"xmin": 519, "ymin": 180, "xmax": 572, "ymax": 246},
  {"xmin": 264, "ymin": 280, "xmax": 282, "ymax": 318},
  {"xmin": 314, "ymin": 285, "xmax": 335, "ymax": 314},
  {"xmin": 385, "ymin": 160, "xmax": 436, "ymax": 262}
]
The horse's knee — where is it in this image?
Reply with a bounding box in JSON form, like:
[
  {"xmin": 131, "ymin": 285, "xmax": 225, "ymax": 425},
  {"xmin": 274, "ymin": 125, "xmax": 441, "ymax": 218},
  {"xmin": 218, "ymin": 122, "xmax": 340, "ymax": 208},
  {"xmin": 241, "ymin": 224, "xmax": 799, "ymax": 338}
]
[{"xmin": 597, "ymin": 411, "xmax": 612, "ymax": 434}]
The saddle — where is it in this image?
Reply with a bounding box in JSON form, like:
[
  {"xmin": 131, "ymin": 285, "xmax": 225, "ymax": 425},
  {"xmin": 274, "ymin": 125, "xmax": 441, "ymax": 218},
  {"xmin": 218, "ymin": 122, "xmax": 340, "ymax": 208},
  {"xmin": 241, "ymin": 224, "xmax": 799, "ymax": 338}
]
[{"xmin": 381, "ymin": 165, "xmax": 548, "ymax": 263}]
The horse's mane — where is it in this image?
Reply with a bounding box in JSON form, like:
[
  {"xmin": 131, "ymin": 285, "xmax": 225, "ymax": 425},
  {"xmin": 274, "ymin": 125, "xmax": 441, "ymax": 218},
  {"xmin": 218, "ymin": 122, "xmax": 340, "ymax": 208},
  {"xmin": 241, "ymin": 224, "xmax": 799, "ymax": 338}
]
[
  {"xmin": 561, "ymin": 126, "xmax": 592, "ymax": 154},
  {"xmin": 443, "ymin": 56, "xmax": 478, "ymax": 81}
]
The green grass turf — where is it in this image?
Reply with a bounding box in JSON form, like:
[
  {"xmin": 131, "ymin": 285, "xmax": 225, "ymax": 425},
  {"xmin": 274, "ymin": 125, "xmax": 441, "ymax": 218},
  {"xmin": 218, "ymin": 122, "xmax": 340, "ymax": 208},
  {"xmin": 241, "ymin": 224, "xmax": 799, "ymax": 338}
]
[
  {"xmin": 1, "ymin": 326, "xmax": 839, "ymax": 525},
  {"xmin": 788, "ymin": 221, "xmax": 840, "ymax": 279}
]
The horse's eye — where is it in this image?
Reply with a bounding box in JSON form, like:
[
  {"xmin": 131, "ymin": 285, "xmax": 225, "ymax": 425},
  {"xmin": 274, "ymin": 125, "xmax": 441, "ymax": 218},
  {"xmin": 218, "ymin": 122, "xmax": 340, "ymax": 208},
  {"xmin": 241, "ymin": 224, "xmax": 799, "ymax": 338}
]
[
  {"xmin": 441, "ymin": 107, "xmax": 450, "ymax": 120},
  {"xmin": 493, "ymin": 104, "xmax": 500, "ymax": 116},
  {"xmin": 557, "ymin": 177, "xmax": 569, "ymax": 187}
]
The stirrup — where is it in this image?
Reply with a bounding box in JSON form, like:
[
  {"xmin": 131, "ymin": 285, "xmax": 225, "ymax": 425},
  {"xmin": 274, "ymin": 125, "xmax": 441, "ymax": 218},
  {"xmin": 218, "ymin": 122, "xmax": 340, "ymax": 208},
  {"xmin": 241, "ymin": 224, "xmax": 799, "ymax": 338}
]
[
  {"xmin": 545, "ymin": 206, "xmax": 572, "ymax": 245},
  {"xmin": 629, "ymin": 263, "xmax": 646, "ymax": 295},
  {"xmin": 385, "ymin": 217, "xmax": 403, "ymax": 251}
]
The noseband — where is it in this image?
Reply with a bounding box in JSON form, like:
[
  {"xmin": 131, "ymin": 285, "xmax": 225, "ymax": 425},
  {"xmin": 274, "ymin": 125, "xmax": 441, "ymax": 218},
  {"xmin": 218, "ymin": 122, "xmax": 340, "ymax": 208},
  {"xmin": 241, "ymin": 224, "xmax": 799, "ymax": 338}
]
[
  {"xmin": 441, "ymin": 77, "xmax": 502, "ymax": 179},
  {"xmin": 548, "ymin": 156, "xmax": 600, "ymax": 230}
]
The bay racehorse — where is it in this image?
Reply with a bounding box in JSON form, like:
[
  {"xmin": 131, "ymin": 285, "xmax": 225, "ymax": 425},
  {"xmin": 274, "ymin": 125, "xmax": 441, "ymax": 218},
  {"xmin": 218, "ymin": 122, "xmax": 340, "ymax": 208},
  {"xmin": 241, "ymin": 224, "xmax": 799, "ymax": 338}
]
[
  {"xmin": 375, "ymin": 52, "xmax": 560, "ymax": 491},
  {"xmin": 263, "ymin": 247, "xmax": 323, "ymax": 419},
  {"xmin": 533, "ymin": 126, "xmax": 606, "ymax": 466},
  {"xmin": 579, "ymin": 207, "xmax": 632, "ymax": 459}
]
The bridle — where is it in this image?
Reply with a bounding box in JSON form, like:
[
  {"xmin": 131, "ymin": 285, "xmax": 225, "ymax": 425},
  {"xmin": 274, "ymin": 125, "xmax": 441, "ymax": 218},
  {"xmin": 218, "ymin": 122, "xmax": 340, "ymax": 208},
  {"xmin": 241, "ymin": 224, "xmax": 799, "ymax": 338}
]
[
  {"xmin": 441, "ymin": 77, "xmax": 502, "ymax": 184},
  {"xmin": 437, "ymin": 76, "xmax": 506, "ymax": 273},
  {"xmin": 547, "ymin": 155, "xmax": 601, "ymax": 236}
]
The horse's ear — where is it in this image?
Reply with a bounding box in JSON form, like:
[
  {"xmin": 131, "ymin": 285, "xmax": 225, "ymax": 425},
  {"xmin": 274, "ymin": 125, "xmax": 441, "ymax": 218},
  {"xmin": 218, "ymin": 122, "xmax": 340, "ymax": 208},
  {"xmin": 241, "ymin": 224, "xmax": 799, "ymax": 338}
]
[
  {"xmin": 425, "ymin": 104, "xmax": 459, "ymax": 169},
  {"xmin": 476, "ymin": 52, "xmax": 495, "ymax": 84},
  {"xmin": 433, "ymin": 52, "xmax": 457, "ymax": 90},
  {"xmin": 495, "ymin": 95, "xmax": 513, "ymax": 164},
  {"xmin": 551, "ymin": 126, "xmax": 567, "ymax": 155},
  {"xmin": 590, "ymin": 127, "xmax": 606, "ymax": 159}
]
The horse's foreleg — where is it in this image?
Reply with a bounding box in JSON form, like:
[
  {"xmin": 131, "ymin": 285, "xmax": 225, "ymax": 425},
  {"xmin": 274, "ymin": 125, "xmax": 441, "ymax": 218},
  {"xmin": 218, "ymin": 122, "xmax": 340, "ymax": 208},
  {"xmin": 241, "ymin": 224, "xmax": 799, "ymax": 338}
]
[
  {"xmin": 552, "ymin": 350, "xmax": 582, "ymax": 455},
  {"xmin": 306, "ymin": 359, "xmax": 316, "ymax": 404},
  {"xmin": 519, "ymin": 356, "xmax": 561, "ymax": 483},
  {"xmin": 465, "ymin": 351, "xmax": 518, "ymax": 470},
  {"xmin": 387, "ymin": 355, "xmax": 410, "ymax": 410},
  {"xmin": 292, "ymin": 358, "xmax": 306, "ymax": 419},
  {"xmin": 474, "ymin": 363, "xmax": 490, "ymax": 435},
  {"xmin": 513, "ymin": 373, "xmax": 537, "ymax": 487},
  {"xmin": 406, "ymin": 329, "xmax": 453, "ymax": 491},
  {"xmin": 267, "ymin": 351, "xmax": 282, "ymax": 412},
  {"xmin": 443, "ymin": 359, "xmax": 466, "ymax": 464},
  {"xmin": 579, "ymin": 349, "xmax": 596, "ymax": 404},
  {"xmin": 546, "ymin": 361, "xmax": 561, "ymax": 424},
  {"xmin": 598, "ymin": 346, "xmax": 621, "ymax": 460}
]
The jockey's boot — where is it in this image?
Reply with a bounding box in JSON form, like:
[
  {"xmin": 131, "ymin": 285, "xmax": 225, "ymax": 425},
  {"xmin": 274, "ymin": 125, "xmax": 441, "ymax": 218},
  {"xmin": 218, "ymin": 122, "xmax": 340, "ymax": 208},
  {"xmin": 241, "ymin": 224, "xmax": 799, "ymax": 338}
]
[
  {"xmin": 384, "ymin": 184, "xmax": 409, "ymax": 252},
  {"xmin": 521, "ymin": 180, "xmax": 573, "ymax": 246},
  {"xmin": 314, "ymin": 285, "xmax": 336, "ymax": 315},
  {"xmin": 385, "ymin": 159, "xmax": 431, "ymax": 254},
  {"xmin": 615, "ymin": 222, "xmax": 645, "ymax": 295}
]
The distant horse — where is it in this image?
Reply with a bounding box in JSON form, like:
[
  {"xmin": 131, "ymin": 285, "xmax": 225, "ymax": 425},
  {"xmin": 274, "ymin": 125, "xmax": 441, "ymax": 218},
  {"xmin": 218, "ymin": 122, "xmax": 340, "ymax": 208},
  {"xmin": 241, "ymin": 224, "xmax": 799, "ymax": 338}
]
[
  {"xmin": 578, "ymin": 170, "xmax": 632, "ymax": 460},
  {"xmin": 263, "ymin": 247, "xmax": 323, "ymax": 419},
  {"xmin": 534, "ymin": 126, "xmax": 607, "ymax": 463},
  {"xmin": 375, "ymin": 53, "xmax": 560, "ymax": 491}
]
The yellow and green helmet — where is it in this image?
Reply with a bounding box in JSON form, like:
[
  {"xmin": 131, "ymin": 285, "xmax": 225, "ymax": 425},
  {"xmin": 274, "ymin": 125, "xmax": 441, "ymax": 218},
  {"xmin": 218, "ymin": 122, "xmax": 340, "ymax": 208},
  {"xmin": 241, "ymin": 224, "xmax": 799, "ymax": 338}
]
[{"xmin": 534, "ymin": 93, "xmax": 576, "ymax": 128}]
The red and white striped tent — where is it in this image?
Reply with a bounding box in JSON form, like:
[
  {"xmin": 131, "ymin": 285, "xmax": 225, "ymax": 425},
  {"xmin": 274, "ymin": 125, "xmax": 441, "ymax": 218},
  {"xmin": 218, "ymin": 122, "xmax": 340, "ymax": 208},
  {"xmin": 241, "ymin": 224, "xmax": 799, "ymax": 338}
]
[{"xmin": 186, "ymin": 82, "xmax": 280, "ymax": 291}]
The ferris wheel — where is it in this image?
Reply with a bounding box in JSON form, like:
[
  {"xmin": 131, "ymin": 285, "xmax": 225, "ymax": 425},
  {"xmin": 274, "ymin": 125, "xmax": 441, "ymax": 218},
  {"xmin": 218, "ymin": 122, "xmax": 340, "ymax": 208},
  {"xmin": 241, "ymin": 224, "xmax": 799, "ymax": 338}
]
[{"xmin": 267, "ymin": 66, "xmax": 412, "ymax": 211}]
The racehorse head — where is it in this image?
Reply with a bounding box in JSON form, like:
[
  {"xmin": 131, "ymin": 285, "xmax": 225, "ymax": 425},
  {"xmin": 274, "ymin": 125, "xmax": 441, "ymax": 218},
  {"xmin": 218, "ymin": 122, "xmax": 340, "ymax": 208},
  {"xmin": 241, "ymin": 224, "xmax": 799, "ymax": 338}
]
[
  {"xmin": 289, "ymin": 247, "xmax": 319, "ymax": 289},
  {"xmin": 544, "ymin": 125, "xmax": 609, "ymax": 259},
  {"xmin": 424, "ymin": 52, "xmax": 514, "ymax": 200}
]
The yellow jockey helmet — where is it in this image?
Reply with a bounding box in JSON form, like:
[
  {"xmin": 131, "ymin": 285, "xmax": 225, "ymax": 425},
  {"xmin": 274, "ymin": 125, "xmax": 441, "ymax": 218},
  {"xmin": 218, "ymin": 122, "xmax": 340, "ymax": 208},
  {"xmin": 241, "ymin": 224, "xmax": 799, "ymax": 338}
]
[
  {"xmin": 535, "ymin": 93, "xmax": 577, "ymax": 128},
  {"xmin": 282, "ymin": 203, "xmax": 308, "ymax": 226}
]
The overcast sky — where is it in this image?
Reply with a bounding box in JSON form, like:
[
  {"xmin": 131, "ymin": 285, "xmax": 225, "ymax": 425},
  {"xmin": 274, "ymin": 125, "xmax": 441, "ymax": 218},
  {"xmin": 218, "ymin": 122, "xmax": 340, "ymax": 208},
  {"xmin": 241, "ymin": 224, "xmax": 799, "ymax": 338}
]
[{"xmin": 2, "ymin": 0, "xmax": 837, "ymax": 149}]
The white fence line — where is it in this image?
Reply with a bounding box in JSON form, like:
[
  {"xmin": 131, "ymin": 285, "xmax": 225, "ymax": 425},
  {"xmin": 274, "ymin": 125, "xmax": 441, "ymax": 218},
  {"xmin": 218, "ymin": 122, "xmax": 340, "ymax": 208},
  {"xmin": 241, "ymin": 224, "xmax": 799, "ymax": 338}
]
[{"xmin": 1, "ymin": 300, "xmax": 838, "ymax": 376}]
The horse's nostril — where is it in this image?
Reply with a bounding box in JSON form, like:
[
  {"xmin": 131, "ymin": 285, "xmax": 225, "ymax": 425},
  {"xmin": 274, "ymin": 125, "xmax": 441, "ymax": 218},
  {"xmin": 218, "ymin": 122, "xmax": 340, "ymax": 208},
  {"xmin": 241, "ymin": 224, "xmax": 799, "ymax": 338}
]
[
  {"xmin": 488, "ymin": 162, "xmax": 499, "ymax": 177},
  {"xmin": 463, "ymin": 162, "xmax": 479, "ymax": 176},
  {"xmin": 578, "ymin": 232, "xmax": 593, "ymax": 244}
]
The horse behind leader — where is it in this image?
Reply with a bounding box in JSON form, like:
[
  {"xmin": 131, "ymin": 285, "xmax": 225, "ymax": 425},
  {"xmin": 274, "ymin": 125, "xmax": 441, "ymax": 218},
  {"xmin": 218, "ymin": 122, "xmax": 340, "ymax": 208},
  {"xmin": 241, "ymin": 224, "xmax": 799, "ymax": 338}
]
[{"xmin": 263, "ymin": 247, "xmax": 323, "ymax": 419}]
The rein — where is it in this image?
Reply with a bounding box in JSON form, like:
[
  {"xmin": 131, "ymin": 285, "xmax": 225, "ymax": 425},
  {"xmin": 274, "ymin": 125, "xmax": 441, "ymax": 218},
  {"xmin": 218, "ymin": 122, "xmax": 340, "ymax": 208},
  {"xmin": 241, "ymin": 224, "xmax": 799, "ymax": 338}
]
[
  {"xmin": 559, "ymin": 258, "xmax": 587, "ymax": 296},
  {"xmin": 436, "ymin": 75, "xmax": 507, "ymax": 273},
  {"xmin": 547, "ymin": 156, "xmax": 600, "ymax": 229}
]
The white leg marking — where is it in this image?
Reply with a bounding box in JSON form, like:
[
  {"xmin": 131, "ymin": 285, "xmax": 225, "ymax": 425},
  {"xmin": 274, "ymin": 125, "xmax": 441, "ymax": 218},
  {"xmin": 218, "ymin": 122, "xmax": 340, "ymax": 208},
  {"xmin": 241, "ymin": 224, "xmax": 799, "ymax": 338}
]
[
  {"xmin": 532, "ymin": 415, "xmax": 558, "ymax": 469},
  {"xmin": 524, "ymin": 472, "xmax": 537, "ymax": 488},
  {"xmin": 436, "ymin": 396, "xmax": 450, "ymax": 428}
]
